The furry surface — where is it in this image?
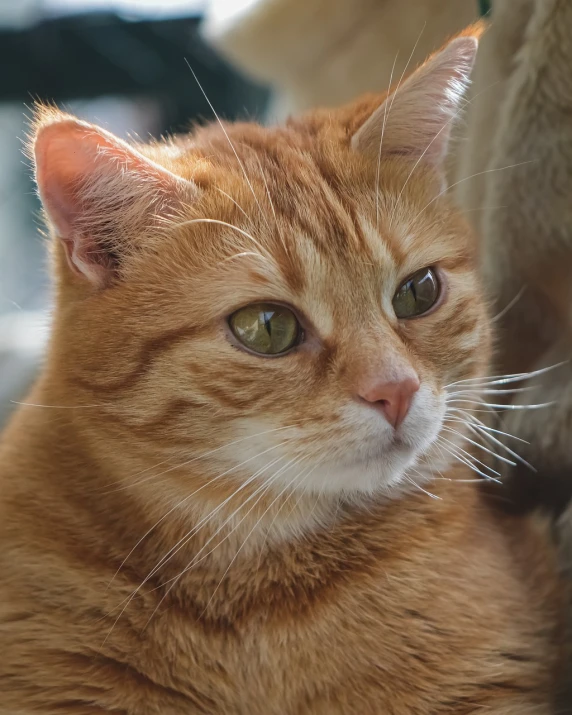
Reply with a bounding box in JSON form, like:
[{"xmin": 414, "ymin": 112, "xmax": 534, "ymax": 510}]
[
  {"xmin": 202, "ymin": 0, "xmax": 478, "ymax": 121},
  {"xmin": 456, "ymin": 0, "xmax": 572, "ymax": 515},
  {"xmin": 0, "ymin": 35, "xmax": 566, "ymax": 713}
]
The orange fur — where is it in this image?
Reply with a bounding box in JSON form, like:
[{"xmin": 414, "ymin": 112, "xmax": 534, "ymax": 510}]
[{"xmin": 0, "ymin": 36, "xmax": 566, "ymax": 713}]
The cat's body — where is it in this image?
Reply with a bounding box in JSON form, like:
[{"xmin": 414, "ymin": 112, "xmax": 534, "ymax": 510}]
[
  {"xmin": 0, "ymin": 36, "xmax": 566, "ymax": 713},
  {"xmin": 0, "ymin": 407, "xmax": 563, "ymax": 714}
]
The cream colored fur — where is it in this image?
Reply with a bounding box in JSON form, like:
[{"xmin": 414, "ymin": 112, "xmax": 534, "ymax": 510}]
[
  {"xmin": 457, "ymin": 14, "xmax": 572, "ymax": 699},
  {"xmin": 202, "ymin": 0, "xmax": 478, "ymax": 122},
  {"xmin": 456, "ymin": 0, "xmax": 572, "ymax": 520}
]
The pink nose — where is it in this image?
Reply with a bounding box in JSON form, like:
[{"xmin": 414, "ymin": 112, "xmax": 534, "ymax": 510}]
[{"xmin": 357, "ymin": 376, "xmax": 420, "ymax": 429}]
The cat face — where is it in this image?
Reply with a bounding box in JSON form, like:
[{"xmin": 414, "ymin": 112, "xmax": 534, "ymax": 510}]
[{"xmin": 33, "ymin": 37, "xmax": 489, "ymax": 499}]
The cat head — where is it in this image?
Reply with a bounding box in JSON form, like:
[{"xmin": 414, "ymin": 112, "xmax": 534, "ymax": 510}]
[{"xmin": 31, "ymin": 36, "xmax": 489, "ymax": 501}]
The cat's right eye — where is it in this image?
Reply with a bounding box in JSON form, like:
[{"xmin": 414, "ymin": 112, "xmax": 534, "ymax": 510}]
[
  {"xmin": 392, "ymin": 267, "xmax": 440, "ymax": 319},
  {"xmin": 229, "ymin": 303, "xmax": 302, "ymax": 356}
]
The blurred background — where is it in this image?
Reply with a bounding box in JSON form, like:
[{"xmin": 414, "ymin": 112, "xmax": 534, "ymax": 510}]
[{"xmin": 0, "ymin": 0, "xmax": 479, "ymax": 426}]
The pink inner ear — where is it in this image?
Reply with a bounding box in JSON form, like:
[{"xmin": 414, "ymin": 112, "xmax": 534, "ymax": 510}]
[
  {"xmin": 35, "ymin": 120, "xmax": 171, "ymax": 239},
  {"xmin": 34, "ymin": 120, "xmax": 91, "ymax": 237},
  {"xmin": 351, "ymin": 37, "xmax": 478, "ymax": 170},
  {"xmin": 33, "ymin": 116, "xmax": 195, "ymax": 288},
  {"xmin": 34, "ymin": 121, "xmax": 121, "ymax": 285}
]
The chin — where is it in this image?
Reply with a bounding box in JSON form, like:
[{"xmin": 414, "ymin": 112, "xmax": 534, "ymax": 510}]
[
  {"xmin": 284, "ymin": 442, "xmax": 426, "ymax": 497},
  {"xmin": 293, "ymin": 398, "xmax": 445, "ymax": 497}
]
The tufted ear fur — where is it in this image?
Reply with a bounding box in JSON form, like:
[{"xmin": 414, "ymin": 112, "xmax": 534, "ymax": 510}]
[
  {"xmin": 32, "ymin": 108, "xmax": 197, "ymax": 289},
  {"xmin": 351, "ymin": 37, "xmax": 478, "ymax": 174}
]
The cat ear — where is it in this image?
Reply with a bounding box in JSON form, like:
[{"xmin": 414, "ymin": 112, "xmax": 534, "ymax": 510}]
[
  {"xmin": 351, "ymin": 37, "xmax": 478, "ymax": 171},
  {"xmin": 32, "ymin": 109, "xmax": 197, "ymax": 288}
]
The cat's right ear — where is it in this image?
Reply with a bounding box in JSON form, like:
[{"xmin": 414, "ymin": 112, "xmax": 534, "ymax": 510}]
[
  {"xmin": 31, "ymin": 107, "xmax": 197, "ymax": 289},
  {"xmin": 351, "ymin": 36, "xmax": 479, "ymax": 176}
]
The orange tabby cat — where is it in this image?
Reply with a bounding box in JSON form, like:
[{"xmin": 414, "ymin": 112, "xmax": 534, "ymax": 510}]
[{"xmin": 0, "ymin": 36, "xmax": 565, "ymax": 714}]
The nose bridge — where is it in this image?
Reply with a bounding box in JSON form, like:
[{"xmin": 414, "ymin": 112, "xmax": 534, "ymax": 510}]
[
  {"xmin": 343, "ymin": 323, "xmax": 416, "ymax": 386},
  {"xmin": 340, "ymin": 322, "xmax": 420, "ymax": 429}
]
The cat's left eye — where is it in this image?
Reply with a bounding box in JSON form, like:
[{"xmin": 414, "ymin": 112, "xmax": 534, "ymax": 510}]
[
  {"xmin": 392, "ymin": 267, "xmax": 440, "ymax": 319},
  {"xmin": 229, "ymin": 303, "xmax": 301, "ymax": 356}
]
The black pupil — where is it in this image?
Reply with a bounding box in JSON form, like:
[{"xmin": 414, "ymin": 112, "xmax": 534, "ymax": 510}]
[
  {"xmin": 408, "ymin": 278, "xmax": 417, "ymax": 301},
  {"xmin": 412, "ymin": 269, "xmax": 436, "ymax": 311},
  {"xmin": 263, "ymin": 312, "xmax": 273, "ymax": 335}
]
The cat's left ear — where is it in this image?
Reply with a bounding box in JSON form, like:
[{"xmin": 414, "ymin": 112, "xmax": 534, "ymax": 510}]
[
  {"xmin": 351, "ymin": 36, "xmax": 478, "ymax": 173},
  {"xmin": 32, "ymin": 108, "xmax": 197, "ymax": 289}
]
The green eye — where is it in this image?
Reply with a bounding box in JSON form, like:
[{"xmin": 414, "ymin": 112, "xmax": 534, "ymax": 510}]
[
  {"xmin": 392, "ymin": 267, "xmax": 440, "ymax": 319},
  {"xmin": 229, "ymin": 303, "xmax": 301, "ymax": 355}
]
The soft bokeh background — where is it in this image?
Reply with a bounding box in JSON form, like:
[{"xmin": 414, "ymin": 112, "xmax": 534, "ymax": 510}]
[{"xmin": 0, "ymin": 0, "xmax": 269, "ymax": 426}]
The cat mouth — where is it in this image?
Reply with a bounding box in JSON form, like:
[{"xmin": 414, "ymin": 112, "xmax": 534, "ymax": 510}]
[
  {"xmin": 345, "ymin": 436, "xmax": 415, "ymax": 467},
  {"xmin": 389, "ymin": 433, "xmax": 408, "ymax": 448}
]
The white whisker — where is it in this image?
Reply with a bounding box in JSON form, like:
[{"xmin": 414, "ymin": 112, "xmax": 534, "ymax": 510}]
[
  {"xmin": 102, "ymin": 423, "xmax": 304, "ymax": 494},
  {"xmin": 440, "ymin": 435, "xmax": 503, "ymax": 475},
  {"xmin": 185, "ymin": 61, "xmax": 269, "ymax": 227},
  {"xmin": 491, "ymin": 287, "xmax": 526, "ymax": 323},
  {"xmin": 441, "ymin": 428, "xmax": 511, "ymax": 468},
  {"xmin": 447, "ymin": 409, "xmax": 536, "ymax": 471},
  {"xmin": 449, "ymin": 399, "xmax": 555, "ymax": 411},
  {"xmin": 445, "ymin": 362, "xmax": 567, "ymax": 388},
  {"xmin": 144, "ymin": 464, "xmax": 287, "ymax": 628},
  {"xmin": 437, "ymin": 442, "xmax": 501, "ymax": 483},
  {"xmin": 146, "ymin": 452, "xmax": 317, "ymax": 628},
  {"xmin": 103, "ymin": 442, "xmax": 297, "ymax": 639},
  {"xmin": 446, "ymin": 386, "xmax": 536, "ymax": 396},
  {"xmin": 252, "ymin": 152, "xmax": 288, "ymax": 253},
  {"xmin": 214, "ymin": 187, "xmax": 253, "ymax": 226},
  {"xmin": 107, "ymin": 426, "xmax": 305, "ymax": 585},
  {"xmin": 220, "ymin": 251, "xmax": 268, "ymax": 265},
  {"xmin": 445, "ymin": 417, "xmax": 528, "ymax": 443},
  {"xmin": 254, "ymin": 465, "xmax": 312, "ymax": 574},
  {"xmin": 172, "ymin": 218, "xmax": 271, "ymax": 259},
  {"xmin": 389, "ymin": 80, "xmax": 503, "ymax": 230},
  {"xmin": 11, "ymin": 400, "xmax": 105, "ymax": 409},
  {"xmin": 404, "ymin": 472, "xmax": 440, "ymax": 499},
  {"xmin": 410, "ymin": 161, "xmax": 534, "ymax": 225},
  {"xmin": 158, "ymin": 453, "xmax": 304, "ymax": 589},
  {"xmin": 197, "ymin": 461, "xmax": 321, "ymax": 620},
  {"xmin": 376, "ymin": 51, "xmax": 398, "ymax": 229},
  {"xmin": 380, "ymin": 25, "xmax": 427, "ymax": 231}
]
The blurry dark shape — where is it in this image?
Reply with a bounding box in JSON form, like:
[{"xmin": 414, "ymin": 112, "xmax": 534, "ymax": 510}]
[
  {"xmin": 478, "ymin": 0, "xmax": 492, "ymax": 16},
  {"xmin": 0, "ymin": 11, "xmax": 269, "ymax": 134}
]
